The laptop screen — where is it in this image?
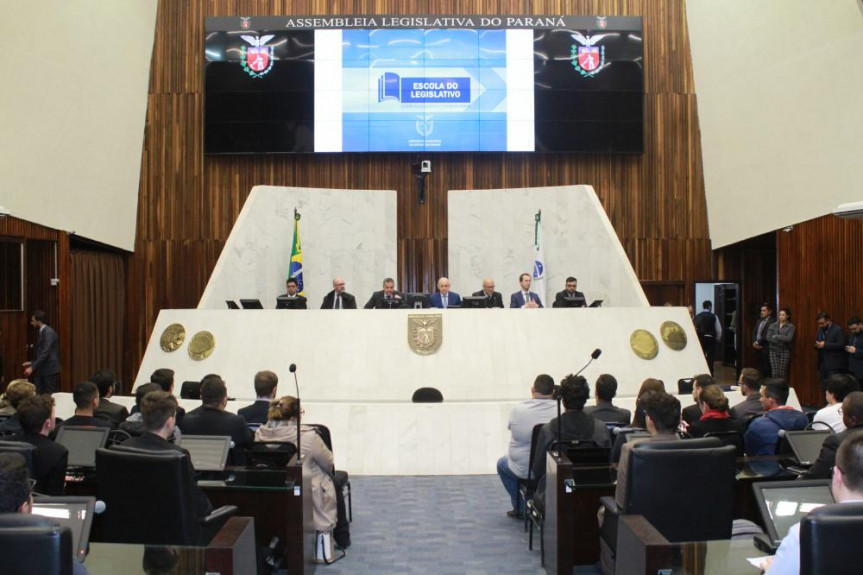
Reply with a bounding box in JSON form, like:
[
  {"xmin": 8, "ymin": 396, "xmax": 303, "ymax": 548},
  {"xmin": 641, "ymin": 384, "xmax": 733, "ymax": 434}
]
[
  {"xmin": 178, "ymin": 435, "xmax": 231, "ymax": 471},
  {"xmin": 31, "ymin": 496, "xmax": 96, "ymax": 563},
  {"xmin": 754, "ymin": 480, "xmax": 835, "ymax": 543},
  {"xmin": 55, "ymin": 427, "xmax": 110, "ymax": 468},
  {"xmin": 786, "ymin": 430, "xmax": 831, "ymax": 466}
]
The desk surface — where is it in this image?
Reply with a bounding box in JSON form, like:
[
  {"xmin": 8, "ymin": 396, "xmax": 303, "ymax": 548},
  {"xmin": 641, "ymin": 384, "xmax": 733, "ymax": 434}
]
[{"xmin": 85, "ymin": 543, "xmax": 206, "ymax": 574}]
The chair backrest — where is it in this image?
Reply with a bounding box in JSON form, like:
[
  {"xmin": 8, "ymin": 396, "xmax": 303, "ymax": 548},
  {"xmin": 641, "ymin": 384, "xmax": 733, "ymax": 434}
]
[
  {"xmin": 309, "ymin": 424, "xmax": 333, "ymax": 452},
  {"xmin": 702, "ymin": 430, "xmax": 745, "ymax": 457},
  {"xmin": 411, "ymin": 387, "xmax": 443, "ymax": 403},
  {"xmin": 526, "ymin": 423, "xmax": 545, "ymax": 482},
  {"xmin": 106, "ymin": 429, "xmax": 132, "ymax": 447},
  {"xmin": 95, "ymin": 446, "xmax": 203, "ymax": 545},
  {"xmin": 0, "ymin": 513, "xmax": 74, "ymax": 575},
  {"xmin": 246, "ymin": 441, "xmax": 297, "ymax": 469},
  {"xmin": 801, "ymin": 502, "xmax": 863, "ymax": 575},
  {"xmin": 624, "ymin": 437, "xmax": 736, "ymax": 542},
  {"xmin": 180, "ymin": 381, "xmax": 202, "ymax": 400},
  {"xmin": 677, "ymin": 378, "xmax": 695, "ymax": 395},
  {"xmin": 0, "ymin": 440, "xmax": 36, "ymax": 477}
]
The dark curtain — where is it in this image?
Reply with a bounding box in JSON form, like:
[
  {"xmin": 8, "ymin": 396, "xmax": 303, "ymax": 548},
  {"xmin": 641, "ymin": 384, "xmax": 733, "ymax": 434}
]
[{"xmin": 70, "ymin": 250, "xmax": 125, "ymax": 390}]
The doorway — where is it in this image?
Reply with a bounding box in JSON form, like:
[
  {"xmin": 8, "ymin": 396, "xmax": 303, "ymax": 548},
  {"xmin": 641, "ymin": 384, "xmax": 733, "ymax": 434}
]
[{"xmin": 693, "ymin": 281, "xmax": 741, "ymax": 386}]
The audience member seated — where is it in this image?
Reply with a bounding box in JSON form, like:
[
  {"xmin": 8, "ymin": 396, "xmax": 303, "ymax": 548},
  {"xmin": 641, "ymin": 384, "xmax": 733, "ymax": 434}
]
[
  {"xmin": 496, "ymin": 374, "xmax": 556, "ymax": 519},
  {"xmin": 180, "ymin": 375, "xmax": 253, "ymax": 466},
  {"xmin": 255, "ymin": 396, "xmax": 342, "ymax": 545},
  {"xmin": 0, "ymin": 380, "xmax": 36, "ymax": 435},
  {"xmin": 133, "ymin": 368, "xmax": 186, "ymax": 426},
  {"xmin": 54, "ymin": 382, "xmax": 115, "ymax": 434},
  {"xmin": 610, "ymin": 378, "xmax": 665, "ymax": 464},
  {"xmin": 682, "ymin": 373, "xmax": 716, "ymax": 427},
  {"xmin": 813, "ymin": 374, "xmax": 860, "ymax": 433},
  {"xmin": 119, "ymin": 391, "xmax": 212, "ymax": 519},
  {"xmin": 584, "ymin": 374, "xmax": 631, "ymax": 425},
  {"xmin": 763, "ymin": 433, "xmax": 863, "ymax": 574},
  {"xmin": 16, "ymin": 395, "xmax": 67, "ymax": 495},
  {"xmin": 744, "ymin": 379, "xmax": 808, "ymax": 456},
  {"xmin": 687, "ymin": 385, "xmax": 745, "ymax": 438},
  {"xmin": 91, "ymin": 369, "xmax": 130, "ymax": 427},
  {"xmin": 731, "ymin": 368, "xmax": 764, "ymax": 420},
  {"xmin": 120, "ymin": 383, "xmax": 168, "ymax": 437},
  {"xmin": 531, "ymin": 375, "xmax": 611, "ymax": 511},
  {"xmin": 237, "ymin": 370, "xmax": 278, "ymax": 425},
  {"xmin": 803, "ymin": 391, "xmax": 863, "ymax": 479}
]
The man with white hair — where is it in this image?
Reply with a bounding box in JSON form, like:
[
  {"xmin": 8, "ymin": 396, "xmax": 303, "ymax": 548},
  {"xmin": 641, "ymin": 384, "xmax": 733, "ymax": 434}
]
[
  {"xmin": 430, "ymin": 277, "xmax": 462, "ymax": 309},
  {"xmin": 320, "ymin": 277, "xmax": 357, "ymax": 309}
]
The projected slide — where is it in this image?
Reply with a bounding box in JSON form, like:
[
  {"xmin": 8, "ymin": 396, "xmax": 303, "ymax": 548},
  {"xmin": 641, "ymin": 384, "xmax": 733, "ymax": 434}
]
[{"xmin": 314, "ymin": 29, "xmax": 534, "ymax": 152}]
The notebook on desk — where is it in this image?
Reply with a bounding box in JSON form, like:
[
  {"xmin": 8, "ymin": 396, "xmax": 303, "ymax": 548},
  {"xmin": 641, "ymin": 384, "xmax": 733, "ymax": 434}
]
[
  {"xmin": 31, "ymin": 496, "xmax": 96, "ymax": 563},
  {"xmin": 753, "ymin": 479, "xmax": 834, "ymax": 548},
  {"xmin": 55, "ymin": 426, "xmax": 110, "ymax": 468},
  {"xmin": 177, "ymin": 435, "xmax": 231, "ymax": 471}
]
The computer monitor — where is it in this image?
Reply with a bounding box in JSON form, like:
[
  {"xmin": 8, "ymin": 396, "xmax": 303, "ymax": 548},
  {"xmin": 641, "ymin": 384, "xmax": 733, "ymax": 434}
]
[
  {"xmin": 177, "ymin": 435, "xmax": 231, "ymax": 471},
  {"xmin": 404, "ymin": 293, "xmax": 431, "ymax": 309},
  {"xmin": 376, "ymin": 297, "xmax": 404, "ymax": 309},
  {"xmin": 55, "ymin": 426, "xmax": 110, "ymax": 468},
  {"xmin": 460, "ymin": 296, "xmax": 488, "ymax": 309},
  {"xmin": 785, "ymin": 430, "xmax": 832, "ymax": 467},
  {"xmin": 276, "ymin": 296, "xmax": 307, "ymax": 309},
  {"xmin": 589, "ymin": 300, "xmax": 604, "ymax": 308},
  {"xmin": 31, "ymin": 496, "xmax": 96, "ymax": 563},
  {"xmin": 225, "ymin": 300, "xmax": 240, "ymax": 309},
  {"xmin": 239, "ymin": 299, "xmax": 263, "ymax": 309},
  {"xmin": 560, "ymin": 296, "xmax": 587, "ymax": 308},
  {"xmin": 753, "ymin": 479, "xmax": 835, "ymax": 546}
]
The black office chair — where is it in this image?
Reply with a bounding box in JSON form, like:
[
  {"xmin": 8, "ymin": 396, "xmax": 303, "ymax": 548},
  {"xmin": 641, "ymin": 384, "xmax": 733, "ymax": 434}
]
[
  {"xmin": 0, "ymin": 513, "xmax": 74, "ymax": 575},
  {"xmin": 677, "ymin": 378, "xmax": 695, "ymax": 395},
  {"xmin": 245, "ymin": 441, "xmax": 297, "ymax": 468},
  {"xmin": 96, "ymin": 447, "xmax": 236, "ymax": 545},
  {"xmin": 0, "ymin": 440, "xmax": 36, "ymax": 477},
  {"xmin": 411, "ymin": 387, "xmax": 443, "ymax": 403},
  {"xmin": 106, "ymin": 429, "xmax": 132, "ymax": 447},
  {"xmin": 703, "ymin": 430, "xmax": 745, "ymax": 457},
  {"xmin": 599, "ymin": 437, "xmax": 736, "ymax": 574},
  {"xmin": 180, "ymin": 381, "xmax": 202, "ymax": 400},
  {"xmin": 310, "ymin": 424, "xmax": 352, "ymax": 523},
  {"xmin": 800, "ymin": 502, "xmax": 863, "ymax": 574},
  {"xmin": 518, "ymin": 423, "xmax": 545, "ymax": 533}
]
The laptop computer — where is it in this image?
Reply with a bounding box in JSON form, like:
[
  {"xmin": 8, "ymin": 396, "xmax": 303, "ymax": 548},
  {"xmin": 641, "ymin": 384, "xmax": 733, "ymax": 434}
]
[
  {"xmin": 239, "ymin": 299, "xmax": 263, "ymax": 309},
  {"xmin": 225, "ymin": 300, "xmax": 240, "ymax": 309},
  {"xmin": 177, "ymin": 435, "xmax": 231, "ymax": 471},
  {"xmin": 752, "ymin": 479, "xmax": 834, "ymax": 551},
  {"xmin": 31, "ymin": 496, "xmax": 96, "ymax": 563},
  {"xmin": 784, "ymin": 430, "xmax": 831, "ymax": 467},
  {"xmin": 589, "ymin": 300, "xmax": 603, "ymax": 308},
  {"xmin": 55, "ymin": 426, "xmax": 110, "ymax": 468}
]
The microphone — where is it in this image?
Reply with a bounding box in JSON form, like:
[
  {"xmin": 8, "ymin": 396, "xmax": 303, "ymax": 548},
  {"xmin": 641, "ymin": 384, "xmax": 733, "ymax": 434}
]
[
  {"xmin": 557, "ymin": 349, "xmax": 603, "ymax": 454},
  {"xmin": 290, "ymin": 364, "xmax": 301, "ymax": 462},
  {"xmin": 94, "ymin": 500, "xmax": 106, "ymax": 514},
  {"xmin": 575, "ymin": 349, "xmax": 603, "ymax": 377}
]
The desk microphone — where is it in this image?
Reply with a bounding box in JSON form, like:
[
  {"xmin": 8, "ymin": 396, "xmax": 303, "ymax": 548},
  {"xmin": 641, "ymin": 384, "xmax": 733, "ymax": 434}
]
[
  {"xmin": 290, "ymin": 363, "xmax": 301, "ymax": 462},
  {"xmin": 557, "ymin": 349, "xmax": 603, "ymax": 454}
]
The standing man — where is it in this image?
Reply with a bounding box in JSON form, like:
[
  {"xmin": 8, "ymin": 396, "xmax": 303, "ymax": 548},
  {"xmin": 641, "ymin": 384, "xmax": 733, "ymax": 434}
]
[
  {"xmin": 510, "ymin": 273, "xmax": 543, "ymax": 308},
  {"xmin": 554, "ymin": 276, "xmax": 585, "ymax": 307},
  {"xmin": 364, "ymin": 277, "xmax": 403, "ymax": 309},
  {"xmin": 278, "ymin": 278, "xmax": 308, "ymax": 309},
  {"xmin": 430, "ymin": 277, "xmax": 462, "ymax": 309},
  {"xmin": 815, "ymin": 312, "xmax": 847, "ymax": 388},
  {"xmin": 22, "ymin": 310, "xmax": 60, "ymax": 395},
  {"xmin": 752, "ymin": 303, "xmax": 776, "ymax": 377},
  {"xmin": 845, "ymin": 317, "xmax": 863, "ymax": 382},
  {"xmin": 694, "ymin": 301, "xmax": 722, "ymax": 375},
  {"xmin": 472, "ymin": 277, "xmax": 504, "ymax": 308},
  {"xmin": 320, "ymin": 277, "xmax": 357, "ymax": 309}
]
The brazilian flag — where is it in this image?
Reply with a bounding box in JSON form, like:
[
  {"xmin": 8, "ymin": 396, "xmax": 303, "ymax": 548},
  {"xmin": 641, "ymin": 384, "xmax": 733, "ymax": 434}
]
[{"xmin": 289, "ymin": 209, "xmax": 304, "ymax": 296}]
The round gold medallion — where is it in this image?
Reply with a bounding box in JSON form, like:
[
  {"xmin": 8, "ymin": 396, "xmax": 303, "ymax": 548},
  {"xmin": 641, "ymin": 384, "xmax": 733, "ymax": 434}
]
[
  {"xmin": 188, "ymin": 331, "xmax": 215, "ymax": 361},
  {"xmin": 630, "ymin": 329, "xmax": 659, "ymax": 360},
  {"xmin": 660, "ymin": 321, "xmax": 687, "ymax": 351},
  {"xmin": 159, "ymin": 323, "xmax": 186, "ymax": 352}
]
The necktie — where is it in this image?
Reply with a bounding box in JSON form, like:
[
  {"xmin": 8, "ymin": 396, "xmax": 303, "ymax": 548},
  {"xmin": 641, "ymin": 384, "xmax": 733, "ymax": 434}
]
[
  {"xmin": 524, "ymin": 292, "xmax": 530, "ymax": 305},
  {"xmin": 335, "ymin": 295, "xmax": 341, "ymax": 309},
  {"xmin": 443, "ymin": 295, "xmax": 448, "ymax": 308}
]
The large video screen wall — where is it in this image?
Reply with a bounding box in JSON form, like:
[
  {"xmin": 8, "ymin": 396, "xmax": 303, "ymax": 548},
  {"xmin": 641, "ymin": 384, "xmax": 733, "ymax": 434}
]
[{"xmin": 204, "ymin": 15, "xmax": 643, "ymax": 154}]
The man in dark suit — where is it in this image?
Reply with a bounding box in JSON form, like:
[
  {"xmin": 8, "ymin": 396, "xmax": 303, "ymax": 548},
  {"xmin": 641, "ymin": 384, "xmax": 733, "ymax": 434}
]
[
  {"xmin": 238, "ymin": 370, "xmax": 277, "ymax": 425},
  {"xmin": 803, "ymin": 391, "xmax": 863, "ymax": 479},
  {"xmin": 277, "ymin": 278, "xmax": 308, "ymax": 309},
  {"xmin": 584, "ymin": 374, "xmax": 631, "ymax": 424},
  {"xmin": 815, "ymin": 312, "xmax": 848, "ymax": 386},
  {"xmin": 179, "ymin": 375, "xmax": 253, "ymax": 466},
  {"xmin": 554, "ymin": 276, "xmax": 586, "ymax": 308},
  {"xmin": 430, "ymin": 277, "xmax": 462, "ymax": 308},
  {"xmin": 16, "ymin": 394, "xmax": 68, "ymax": 495},
  {"xmin": 752, "ymin": 303, "xmax": 775, "ymax": 377},
  {"xmin": 509, "ymin": 273, "xmax": 543, "ymax": 308},
  {"xmin": 146, "ymin": 368, "xmax": 185, "ymax": 425},
  {"xmin": 364, "ymin": 277, "xmax": 403, "ymax": 309},
  {"xmin": 845, "ymin": 317, "xmax": 863, "ymax": 382},
  {"xmin": 23, "ymin": 310, "xmax": 60, "ymax": 394},
  {"xmin": 91, "ymin": 369, "xmax": 130, "ymax": 427},
  {"xmin": 472, "ymin": 277, "xmax": 504, "ymax": 308},
  {"xmin": 54, "ymin": 381, "xmax": 114, "ymax": 433},
  {"xmin": 320, "ymin": 277, "xmax": 357, "ymax": 309},
  {"xmin": 121, "ymin": 390, "xmax": 212, "ymax": 518},
  {"xmin": 681, "ymin": 373, "xmax": 716, "ymax": 427}
]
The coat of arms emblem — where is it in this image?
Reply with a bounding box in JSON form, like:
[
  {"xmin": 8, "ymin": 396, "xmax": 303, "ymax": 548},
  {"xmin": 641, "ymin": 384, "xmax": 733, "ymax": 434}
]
[
  {"xmin": 240, "ymin": 34, "xmax": 275, "ymax": 78},
  {"xmin": 408, "ymin": 314, "xmax": 443, "ymax": 356},
  {"xmin": 570, "ymin": 31, "xmax": 609, "ymax": 78}
]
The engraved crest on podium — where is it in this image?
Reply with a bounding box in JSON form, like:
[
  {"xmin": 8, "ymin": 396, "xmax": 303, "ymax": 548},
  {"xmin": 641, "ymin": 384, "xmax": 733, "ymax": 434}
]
[
  {"xmin": 630, "ymin": 329, "xmax": 659, "ymax": 360},
  {"xmin": 188, "ymin": 331, "xmax": 215, "ymax": 361},
  {"xmin": 408, "ymin": 314, "xmax": 443, "ymax": 356},
  {"xmin": 160, "ymin": 323, "xmax": 186, "ymax": 352}
]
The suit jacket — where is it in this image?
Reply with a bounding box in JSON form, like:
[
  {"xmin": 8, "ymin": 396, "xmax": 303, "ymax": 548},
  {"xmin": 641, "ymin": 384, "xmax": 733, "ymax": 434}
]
[
  {"xmin": 730, "ymin": 393, "xmax": 763, "ymax": 421},
  {"xmin": 364, "ymin": 290, "xmax": 404, "ymax": 309},
  {"xmin": 32, "ymin": 324, "xmax": 60, "ymax": 376},
  {"xmin": 237, "ymin": 400, "xmax": 271, "ymax": 425},
  {"xmin": 277, "ymin": 294, "xmax": 308, "ymax": 309},
  {"xmin": 584, "ymin": 401, "xmax": 631, "ymax": 425},
  {"xmin": 320, "ymin": 290, "xmax": 357, "ymax": 310},
  {"xmin": 554, "ymin": 290, "xmax": 586, "ymax": 307},
  {"xmin": 121, "ymin": 432, "xmax": 213, "ymax": 518},
  {"xmin": 94, "ymin": 398, "xmax": 130, "ymax": 427},
  {"xmin": 20, "ymin": 433, "xmax": 68, "ymax": 496},
  {"xmin": 753, "ymin": 315, "xmax": 776, "ymax": 346},
  {"xmin": 803, "ymin": 427, "xmax": 863, "ymax": 479},
  {"xmin": 681, "ymin": 403, "xmax": 703, "ymax": 427},
  {"xmin": 817, "ymin": 323, "xmax": 848, "ymax": 373},
  {"xmin": 179, "ymin": 406, "xmax": 254, "ymax": 465},
  {"xmin": 55, "ymin": 414, "xmax": 115, "ymax": 434},
  {"xmin": 509, "ymin": 291, "xmax": 543, "ymax": 308},
  {"xmin": 430, "ymin": 291, "xmax": 462, "ymax": 309},
  {"xmin": 848, "ymin": 332, "xmax": 863, "ymax": 381},
  {"xmin": 471, "ymin": 290, "xmax": 504, "ymax": 308}
]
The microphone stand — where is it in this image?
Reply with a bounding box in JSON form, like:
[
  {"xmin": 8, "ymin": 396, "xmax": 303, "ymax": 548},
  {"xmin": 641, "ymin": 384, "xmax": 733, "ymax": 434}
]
[
  {"xmin": 556, "ymin": 349, "xmax": 603, "ymax": 455},
  {"xmin": 290, "ymin": 364, "xmax": 301, "ymax": 462}
]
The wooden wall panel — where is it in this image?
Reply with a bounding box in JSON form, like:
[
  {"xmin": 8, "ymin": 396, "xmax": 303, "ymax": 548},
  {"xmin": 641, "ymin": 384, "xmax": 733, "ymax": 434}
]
[
  {"xmin": 777, "ymin": 217, "xmax": 863, "ymax": 407},
  {"xmin": 125, "ymin": 0, "xmax": 714, "ymax": 384}
]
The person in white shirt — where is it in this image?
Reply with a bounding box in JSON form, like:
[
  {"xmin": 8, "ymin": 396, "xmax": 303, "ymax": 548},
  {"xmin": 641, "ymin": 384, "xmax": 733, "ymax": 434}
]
[
  {"xmin": 497, "ymin": 374, "xmax": 557, "ymax": 518},
  {"xmin": 764, "ymin": 432, "xmax": 863, "ymax": 574},
  {"xmin": 813, "ymin": 374, "xmax": 860, "ymax": 433}
]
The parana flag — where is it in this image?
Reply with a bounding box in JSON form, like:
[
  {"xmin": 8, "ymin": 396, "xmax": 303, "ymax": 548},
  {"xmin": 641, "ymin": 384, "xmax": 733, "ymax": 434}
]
[
  {"xmin": 289, "ymin": 209, "xmax": 305, "ymax": 296},
  {"xmin": 532, "ymin": 210, "xmax": 546, "ymax": 304}
]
